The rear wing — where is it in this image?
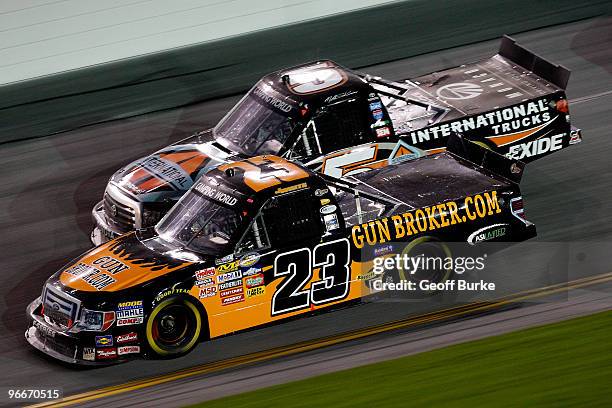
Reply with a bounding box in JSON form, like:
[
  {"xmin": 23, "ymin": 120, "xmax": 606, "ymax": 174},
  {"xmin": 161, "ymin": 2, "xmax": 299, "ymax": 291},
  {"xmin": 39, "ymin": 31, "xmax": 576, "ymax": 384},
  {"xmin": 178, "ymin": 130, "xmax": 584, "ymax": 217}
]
[
  {"xmin": 447, "ymin": 134, "xmax": 525, "ymax": 184},
  {"xmin": 498, "ymin": 35, "xmax": 570, "ymax": 89}
]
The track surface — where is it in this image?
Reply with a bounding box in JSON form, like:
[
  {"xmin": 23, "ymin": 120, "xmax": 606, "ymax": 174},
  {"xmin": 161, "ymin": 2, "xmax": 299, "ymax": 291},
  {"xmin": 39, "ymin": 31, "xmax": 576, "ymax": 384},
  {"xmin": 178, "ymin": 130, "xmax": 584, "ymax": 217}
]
[
  {"xmin": 74, "ymin": 281, "xmax": 612, "ymax": 408},
  {"xmin": 0, "ymin": 16, "xmax": 611, "ymax": 407}
]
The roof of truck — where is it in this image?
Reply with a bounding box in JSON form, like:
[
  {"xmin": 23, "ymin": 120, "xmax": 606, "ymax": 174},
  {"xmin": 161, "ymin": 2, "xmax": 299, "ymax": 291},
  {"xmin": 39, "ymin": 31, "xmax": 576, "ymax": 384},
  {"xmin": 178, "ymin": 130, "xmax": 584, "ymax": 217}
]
[
  {"xmin": 201, "ymin": 155, "xmax": 323, "ymax": 201},
  {"xmin": 259, "ymin": 59, "xmax": 370, "ymax": 107}
]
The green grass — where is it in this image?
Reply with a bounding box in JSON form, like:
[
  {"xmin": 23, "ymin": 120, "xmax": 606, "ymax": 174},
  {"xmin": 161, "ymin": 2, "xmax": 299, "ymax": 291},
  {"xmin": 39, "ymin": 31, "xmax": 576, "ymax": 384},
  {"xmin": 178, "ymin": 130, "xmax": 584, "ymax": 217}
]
[{"xmin": 190, "ymin": 311, "xmax": 612, "ymax": 408}]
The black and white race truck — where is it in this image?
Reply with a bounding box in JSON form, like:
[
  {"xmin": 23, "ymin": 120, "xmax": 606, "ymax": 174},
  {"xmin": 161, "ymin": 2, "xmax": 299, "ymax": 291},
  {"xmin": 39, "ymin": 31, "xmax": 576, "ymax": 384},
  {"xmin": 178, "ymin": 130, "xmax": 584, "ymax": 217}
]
[{"xmin": 91, "ymin": 36, "xmax": 581, "ymax": 245}]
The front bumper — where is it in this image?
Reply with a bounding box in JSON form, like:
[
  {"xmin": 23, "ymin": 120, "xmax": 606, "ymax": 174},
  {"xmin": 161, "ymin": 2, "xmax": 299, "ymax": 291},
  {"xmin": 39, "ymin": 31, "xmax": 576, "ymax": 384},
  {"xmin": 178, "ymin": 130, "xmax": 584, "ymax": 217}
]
[{"xmin": 25, "ymin": 297, "xmax": 123, "ymax": 366}]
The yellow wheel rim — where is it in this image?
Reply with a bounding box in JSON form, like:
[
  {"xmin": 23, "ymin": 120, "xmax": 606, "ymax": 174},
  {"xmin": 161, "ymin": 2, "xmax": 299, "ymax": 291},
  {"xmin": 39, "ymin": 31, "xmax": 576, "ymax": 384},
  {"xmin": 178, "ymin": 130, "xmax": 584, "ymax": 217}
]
[{"xmin": 146, "ymin": 298, "xmax": 202, "ymax": 356}]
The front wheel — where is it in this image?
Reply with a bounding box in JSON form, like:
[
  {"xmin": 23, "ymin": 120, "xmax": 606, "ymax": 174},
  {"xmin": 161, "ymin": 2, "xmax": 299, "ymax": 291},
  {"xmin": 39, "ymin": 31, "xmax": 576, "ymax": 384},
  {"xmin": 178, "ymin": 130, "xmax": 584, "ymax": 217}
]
[{"xmin": 145, "ymin": 297, "xmax": 202, "ymax": 358}]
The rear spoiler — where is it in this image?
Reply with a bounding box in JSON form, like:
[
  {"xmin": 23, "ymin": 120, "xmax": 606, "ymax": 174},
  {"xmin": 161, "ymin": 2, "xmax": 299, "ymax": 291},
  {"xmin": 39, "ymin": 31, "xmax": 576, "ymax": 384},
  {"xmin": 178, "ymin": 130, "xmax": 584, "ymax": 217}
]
[
  {"xmin": 499, "ymin": 35, "xmax": 570, "ymax": 89},
  {"xmin": 447, "ymin": 134, "xmax": 525, "ymax": 184}
]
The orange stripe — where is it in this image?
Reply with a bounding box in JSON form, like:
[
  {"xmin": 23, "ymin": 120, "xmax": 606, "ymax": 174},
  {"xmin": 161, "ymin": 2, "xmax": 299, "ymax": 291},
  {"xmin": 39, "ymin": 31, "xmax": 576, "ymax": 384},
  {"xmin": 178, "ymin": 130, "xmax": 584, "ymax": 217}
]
[
  {"xmin": 138, "ymin": 177, "xmax": 166, "ymax": 192},
  {"xmin": 426, "ymin": 148, "xmax": 446, "ymax": 155}
]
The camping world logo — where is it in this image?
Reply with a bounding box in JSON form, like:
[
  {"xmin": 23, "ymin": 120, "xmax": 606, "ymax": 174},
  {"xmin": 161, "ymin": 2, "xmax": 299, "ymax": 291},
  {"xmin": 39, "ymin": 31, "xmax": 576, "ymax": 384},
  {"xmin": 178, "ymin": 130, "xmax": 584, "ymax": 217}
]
[{"xmin": 436, "ymin": 82, "xmax": 483, "ymax": 100}]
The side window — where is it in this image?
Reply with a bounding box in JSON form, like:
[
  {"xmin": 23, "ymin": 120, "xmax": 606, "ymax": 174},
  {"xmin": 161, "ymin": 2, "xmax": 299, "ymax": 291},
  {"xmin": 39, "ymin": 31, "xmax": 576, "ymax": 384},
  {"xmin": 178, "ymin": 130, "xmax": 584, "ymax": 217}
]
[
  {"xmin": 312, "ymin": 98, "xmax": 373, "ymax": 153},
  {"xmin": 262, "ymin": 191, "xmax": 324, "ymax": 248},
  {"xmin": 285, "ymin": 121, "xmax": 320, "ymax": 161},
  {"xmin": 236, "ymin": 215, "xmax": 270, "ymax": 254}
]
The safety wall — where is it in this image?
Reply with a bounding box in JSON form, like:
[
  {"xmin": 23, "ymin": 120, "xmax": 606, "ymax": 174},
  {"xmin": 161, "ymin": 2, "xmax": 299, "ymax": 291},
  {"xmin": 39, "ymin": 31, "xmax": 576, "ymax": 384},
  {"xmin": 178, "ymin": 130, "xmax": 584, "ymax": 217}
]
[{"xmin": 1, "ymin": 0, "xmax": 610, "ymax": 143}]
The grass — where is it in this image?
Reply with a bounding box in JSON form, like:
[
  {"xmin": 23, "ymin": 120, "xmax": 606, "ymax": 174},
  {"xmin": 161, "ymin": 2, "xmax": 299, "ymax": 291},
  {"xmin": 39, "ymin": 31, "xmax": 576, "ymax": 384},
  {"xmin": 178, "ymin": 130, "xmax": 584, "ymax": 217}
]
[{"xmin": 189, "ymin": 311, "xmax": 612, "ymax": 407}]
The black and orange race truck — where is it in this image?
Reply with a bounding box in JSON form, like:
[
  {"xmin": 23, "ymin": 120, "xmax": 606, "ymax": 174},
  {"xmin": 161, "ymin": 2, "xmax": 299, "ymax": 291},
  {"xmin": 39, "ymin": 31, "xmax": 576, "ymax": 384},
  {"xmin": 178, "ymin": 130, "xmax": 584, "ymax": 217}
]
[
  {"xmin": 28, "ymin": 137, "xmax": 535, "ymax": 364},
  {"xmin": 91, "ymin": 36, "xmax": 581, "ymax": 245}
]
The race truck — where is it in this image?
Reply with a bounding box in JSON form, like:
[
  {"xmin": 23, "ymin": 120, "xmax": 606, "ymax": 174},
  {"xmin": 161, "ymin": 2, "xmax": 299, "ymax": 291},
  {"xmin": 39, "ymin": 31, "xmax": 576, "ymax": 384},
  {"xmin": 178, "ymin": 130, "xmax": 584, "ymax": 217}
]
[
  {"xmin": 91, "ymin": 35, "xmax": 581, "ymax": 245},
  {"xmin": 27, "ymin": 136, "xmax": 536, "ymax": 364}
]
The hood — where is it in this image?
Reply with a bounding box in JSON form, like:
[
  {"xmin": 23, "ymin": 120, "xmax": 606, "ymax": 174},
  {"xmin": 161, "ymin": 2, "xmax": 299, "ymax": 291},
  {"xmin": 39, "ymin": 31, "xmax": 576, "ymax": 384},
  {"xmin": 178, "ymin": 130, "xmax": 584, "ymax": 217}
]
[
  {"xmin": 110, "ymin": 141, "xmax": 234, "ymax": 201},
  {"xmin": 58, "ymin": 233, "xmax": 195, "ymax": 292}
]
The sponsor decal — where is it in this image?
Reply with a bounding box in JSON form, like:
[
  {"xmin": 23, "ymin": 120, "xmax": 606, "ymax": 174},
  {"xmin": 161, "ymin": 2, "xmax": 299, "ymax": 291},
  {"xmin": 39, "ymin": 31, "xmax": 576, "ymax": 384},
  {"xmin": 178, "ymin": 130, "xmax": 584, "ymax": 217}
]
[
  {"xmin": 467, "ymin": 223, "xmax": 509, "ymax": 245},
  {"xmin": 82, "ymin": 347, "xmax": 95, "ymax": 361},
  {"xmin": 220, "ymin": 287, "xmax": 244, "ymax": 298},
  {"xmin": 357, "ymin": 269, "xmax": 377, "ymax": 281},
  {"xmin": 91, "ymin": 256, "xmax": 129, "ymax": 274},
  {"xmin": 33, "ymin": 319, "xmax": 56, "ymax": 338},
  {"xmin": 369, "ymin": 102, "xmax": 382, "ymax": 111},
  {"xmin": 116, "ymin": 332, "xmax": 138, "ymax": 344},
  {"xmin": 155, "ymin": 288, "xmax": 190, "ymax": 302},
  {"xmin": 195, "ymin": 277, "xmax": 214, "ymax": 287},
  {"xmin": 245, "ymin": 274, "xmax": 264, "ymax": 288},
  {"xmin": 217, "ymin": 270, "xmax": 242, "ymax": 283},
  {"xmin": 246, "ymin": 286, "xmax": 265, "ymax": 298},
  {"xmin": 199, "ymin": 286, "xmax": 217, "ymax": 298},
  {"xmin": 117, "ymin": 345, "xmax": 141, "ymax": 356},
  {"xmin": 275, "ymin": 182, "xmax": 308, "ymax": 195},
  {"xmin": 221, "ymin": 294, "xmax": 244, "ymax": 306},
  {"xmin": 351, "ymin": 191, "xmax": 502, "ymax": 249},
  {"xmin": 242, "ymin": 267, "xmax": 262, "ymax": 277},
  {"xmin": 320, "ymin": 198, "xmax": 330, "ymax": 205},
  {"xmin": 116, "ymin": 300, "xmax": 144, "ymax": 326},
  {"xmin": 140, "ymin": 156, "xmax": 190, "ymax": 189},
  {"xmin": 320, "ymin": 205, "xmax": 337, "ymax": 215},
  {"xmin": 117, "ymin": 317, "xmax": 142, "ymax": 326},
  {"xmin": 64, "ymin": 256, "xmax": 131, "ymax": 291},
  {"xmin": 408, "ymin": 99, "xmax": 552, "ymax": 145},
  {"xmin": 505, "ymin": 134, "xmax": 563, "ymax": 160},
  {"xmin": 194, "ymin": 183, "xmax": 238, "ymax": 206},
  {"xmin": 374, "ymin": 244, "xmax": 393, "ymax": 256},
  {"xmin": 314, "ymin": 188, "xmax": 329, "ymax": 197},
  {"xmin": 569, "ymin": 130, "xmax": 581, "ymax": 145},
  {"xmin": 375, "ymin": 127, "xmax": 391, "ymax": 138},
  {"xmin": 65, "ymin": 263, "xmax": 115, "ymax": 291},
  {"xmin": 388, "ymin": 141, "xmax": 424, "ymax": 164},
  {"xmin": 324, "ymin": 213, "xmax": 340, "ymax": 231},
  {"xmin": 252, "ymin": 86, "xmax": 294, "ymax": 112},
  {"xmin": 218, "ymin": 279, "xmax": 243, "ymax": 290},
  {"xmin": 436, "ymin": 82, "xmax": 483, "ymax": 100},
  {"xmin": 195, "ymin": 267, "xmax": 215, "ymax": 280},
  {"xmin": 96, "ymin": 348, "xmax": 117, "ymax": 360},
  {"xmin": 373, "ymin": 119, "xmax": 391, "ymax": 128},
  {"xmin": 215, "ymin": 254, "xmax": 234, "ymax": 265},
  {"xmin": 95, "ymin": 335, "xmax": 113, "ymax": 347},
  {"xmin": 216, "ymin": 260, "xmax": 240, "ymax": 274},
  {"xmin": 372, "ymin": 109, "xmax": 384, "ymax": 120},
  {"xmin": 239, "ymin": 253, "xmax": 260, "ymax": 268}
]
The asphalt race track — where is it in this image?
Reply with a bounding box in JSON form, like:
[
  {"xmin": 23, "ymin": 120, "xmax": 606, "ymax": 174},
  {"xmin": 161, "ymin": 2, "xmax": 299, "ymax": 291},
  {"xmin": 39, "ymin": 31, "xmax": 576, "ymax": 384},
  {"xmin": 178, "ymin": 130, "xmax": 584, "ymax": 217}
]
[{"xmin": 0, "ymin": 16, "xmax": 611, "ymax": 407}]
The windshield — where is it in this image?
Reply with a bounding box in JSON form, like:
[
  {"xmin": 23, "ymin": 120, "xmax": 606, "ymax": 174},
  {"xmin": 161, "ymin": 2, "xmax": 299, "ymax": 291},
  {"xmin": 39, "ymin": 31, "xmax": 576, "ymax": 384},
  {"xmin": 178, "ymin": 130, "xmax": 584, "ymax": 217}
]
[
  {"xmin": 214, "ymin": 86, "xmax": 299, "ymax": 156},
  {"xmin": 155, "ymin": 191, "xmax": 242, "ymax": 255}
]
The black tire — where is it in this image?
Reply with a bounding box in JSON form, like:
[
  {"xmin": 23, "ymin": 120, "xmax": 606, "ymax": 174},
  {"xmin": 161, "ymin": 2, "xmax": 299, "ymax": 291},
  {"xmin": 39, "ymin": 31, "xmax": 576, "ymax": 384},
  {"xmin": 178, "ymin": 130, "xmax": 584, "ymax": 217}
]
[
  {"xmin": 145, "ymin": 297, "xmax": 203, "ymax": 358},
  {"xmin": 383, "ymin": 236, "xmax": 455, "ymax": 299}
]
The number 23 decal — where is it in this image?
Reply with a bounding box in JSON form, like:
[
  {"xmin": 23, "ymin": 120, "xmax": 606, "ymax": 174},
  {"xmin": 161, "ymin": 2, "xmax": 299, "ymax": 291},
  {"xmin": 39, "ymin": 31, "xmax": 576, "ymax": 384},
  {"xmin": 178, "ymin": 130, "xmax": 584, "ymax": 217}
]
[{"xmin": 271, "ymin": 239, "xmax": 350, "ymax": 316}]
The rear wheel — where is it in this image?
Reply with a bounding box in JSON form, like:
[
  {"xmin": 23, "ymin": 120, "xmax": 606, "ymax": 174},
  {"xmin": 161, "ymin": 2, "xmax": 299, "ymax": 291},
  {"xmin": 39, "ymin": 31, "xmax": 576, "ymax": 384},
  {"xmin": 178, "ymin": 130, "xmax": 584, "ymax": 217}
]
[
  {"xmin": 383, "ymin": 236, "xmax": 454, "ymax": 298},
  {"xmin": 145, "ymin": 297, "xmax": 202, "ymax": 358}
]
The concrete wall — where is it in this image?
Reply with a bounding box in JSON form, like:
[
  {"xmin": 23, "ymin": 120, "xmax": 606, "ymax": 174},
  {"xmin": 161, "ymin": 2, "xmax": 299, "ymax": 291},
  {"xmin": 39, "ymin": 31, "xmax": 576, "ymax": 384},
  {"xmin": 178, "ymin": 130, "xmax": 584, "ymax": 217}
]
[
  {"xmin": 1, "ymin": 0, "xmax": 610, "ymax": 144},
  {"xmin": 0, "ymin": 0, "xmax": 395, "ymax": 84}
]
